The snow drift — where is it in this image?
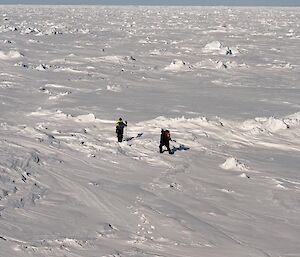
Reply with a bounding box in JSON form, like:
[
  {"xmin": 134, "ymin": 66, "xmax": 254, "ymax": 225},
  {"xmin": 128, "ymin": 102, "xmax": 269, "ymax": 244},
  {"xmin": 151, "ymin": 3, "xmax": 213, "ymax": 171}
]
[{"xmin": 0, "ymin": 50, "xmax": 23, "ymax": 60}]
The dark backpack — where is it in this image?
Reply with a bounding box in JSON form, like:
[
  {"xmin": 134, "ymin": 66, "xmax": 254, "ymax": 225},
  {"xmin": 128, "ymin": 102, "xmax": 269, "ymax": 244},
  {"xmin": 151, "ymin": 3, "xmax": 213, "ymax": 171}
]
[{"xmin": 162, "ymin": 130, "xmax": 171, "ymax": 141}]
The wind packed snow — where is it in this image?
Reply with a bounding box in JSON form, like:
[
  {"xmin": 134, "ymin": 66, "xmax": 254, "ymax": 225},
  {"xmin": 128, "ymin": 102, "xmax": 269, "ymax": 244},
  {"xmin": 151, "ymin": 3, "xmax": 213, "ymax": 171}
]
[{"xmin": 0, "ymin": 5, "xmax": 300, "ymax": 257}]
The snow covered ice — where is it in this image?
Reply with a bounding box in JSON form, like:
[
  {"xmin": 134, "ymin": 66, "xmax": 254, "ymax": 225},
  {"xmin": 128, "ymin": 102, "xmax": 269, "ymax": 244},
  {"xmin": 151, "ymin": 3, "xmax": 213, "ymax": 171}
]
[{"xmin": 0, "ymin": 5, "xmax": 300, "ymax": 257}]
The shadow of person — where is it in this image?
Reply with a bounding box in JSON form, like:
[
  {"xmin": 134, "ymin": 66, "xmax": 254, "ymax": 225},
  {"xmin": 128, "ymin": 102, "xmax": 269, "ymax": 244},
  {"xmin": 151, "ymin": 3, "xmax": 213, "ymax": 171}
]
[
  {"xmin": 125, "ymin": 133, "xmax": 144, "ymax": 142},
  {"xmin": 172, "ymin": 144, "xmax": 190, "ymax": 153}
]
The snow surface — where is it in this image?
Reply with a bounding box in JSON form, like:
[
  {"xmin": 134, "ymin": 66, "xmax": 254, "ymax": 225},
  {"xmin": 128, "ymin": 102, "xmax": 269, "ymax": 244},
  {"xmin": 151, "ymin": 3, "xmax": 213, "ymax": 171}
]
[{"xmin": 0, "ymin": 5, "xmax": 300, "ymax": 257}]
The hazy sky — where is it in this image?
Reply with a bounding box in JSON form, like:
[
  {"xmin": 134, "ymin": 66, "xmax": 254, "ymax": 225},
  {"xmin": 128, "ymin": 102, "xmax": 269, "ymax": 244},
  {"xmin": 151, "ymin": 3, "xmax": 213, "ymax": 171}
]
[{"xmin": 0, "ymin": 0, "xmax": 299, "ymax": 5}]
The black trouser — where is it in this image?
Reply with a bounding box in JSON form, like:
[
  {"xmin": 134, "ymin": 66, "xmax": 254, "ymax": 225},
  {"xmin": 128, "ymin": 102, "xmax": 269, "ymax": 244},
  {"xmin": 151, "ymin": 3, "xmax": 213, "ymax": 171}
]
[
  {"xmin": 117, "ymin": 133, "xmax": 123, "ymax": 142},
  {"xmin": 159, "ymin": 142, "xmax": 172, "ymax": 154}
]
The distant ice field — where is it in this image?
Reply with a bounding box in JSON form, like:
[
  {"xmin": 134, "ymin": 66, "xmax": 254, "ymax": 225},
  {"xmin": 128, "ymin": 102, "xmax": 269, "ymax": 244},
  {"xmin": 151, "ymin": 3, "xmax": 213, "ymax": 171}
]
[{"xmin": 0, "ymin": 6, "xmax": 299, "ymax": 122}]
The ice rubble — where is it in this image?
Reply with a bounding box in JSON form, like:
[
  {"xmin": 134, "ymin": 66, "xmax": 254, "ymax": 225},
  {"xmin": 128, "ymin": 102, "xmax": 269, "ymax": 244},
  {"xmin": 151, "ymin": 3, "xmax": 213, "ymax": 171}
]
[
  {"xmin": 220, "ymin": 157, "xmax": 249, "ymax": 171},
  {"xmin": 164, "ymin": 59, "xmax": 192, "ymax": 71},
  {"xmin": 194, "ymin": 59, "xmax": 243, "ymax": 69},
  {"xmin": 0, "ymin": 50, "xmax": 23, "ymax": 60},
  {"xmin": 203, "ymin": 41, "xmax": 240, "ymax": 55},
  {"xmin": 241, "ymin": 116, "xmax": 290, "ymax": 133}
]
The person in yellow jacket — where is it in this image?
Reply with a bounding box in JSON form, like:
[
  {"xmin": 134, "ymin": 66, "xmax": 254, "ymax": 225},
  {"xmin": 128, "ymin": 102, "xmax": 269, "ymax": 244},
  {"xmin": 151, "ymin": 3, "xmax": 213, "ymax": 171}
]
[{"xmin": 116, "ymin": 118, "xmax": 127, "ymax": 142}]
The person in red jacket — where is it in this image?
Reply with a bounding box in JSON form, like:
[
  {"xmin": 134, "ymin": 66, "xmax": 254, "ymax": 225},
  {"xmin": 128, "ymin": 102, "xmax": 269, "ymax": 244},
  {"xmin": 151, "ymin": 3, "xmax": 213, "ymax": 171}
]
[{"xmin": 159, "ymin": 129, "xmax": 173, "ymax": 154}]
